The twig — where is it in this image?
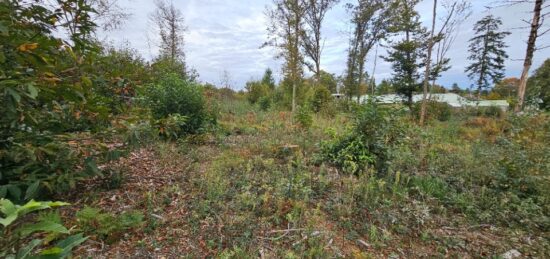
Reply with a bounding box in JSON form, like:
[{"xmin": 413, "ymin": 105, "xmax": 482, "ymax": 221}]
[
  {"xmin": 358, "ymin": 239, "xmax": 371, "ymax": 249},
  {"xmin": 150, "ymin": 213, "xmax": 165, "ymax": 220},
  {"xmin": 268, "ymin": 228, "xmax": 306, "ymax": 233}
]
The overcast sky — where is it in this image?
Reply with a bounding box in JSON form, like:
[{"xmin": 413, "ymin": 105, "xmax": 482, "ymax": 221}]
[{"xmin": 97, "ymin": 0, "xmax": 550, "ymax": 90}]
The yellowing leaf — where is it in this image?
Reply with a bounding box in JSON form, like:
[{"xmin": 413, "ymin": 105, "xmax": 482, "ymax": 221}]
[
  {"xmin": 81, "ymin": 76, "xmax": 92, "ymax": 88},
  {"xmin": 18, "ymin": 43, "xmax": 39, "ymax": 52}
]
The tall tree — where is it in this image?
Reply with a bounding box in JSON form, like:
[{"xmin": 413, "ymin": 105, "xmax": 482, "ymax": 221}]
[
  {"xmin": 419, "ymin": 0, "xmax": 438, "ymax": 125},
  {"xmin": 344, "ymin": 0, "xmax": 391, "ymax": 100},
  {"xmin": 493, "ymin": 77, "xmax": 520, "ymax": 99},
  {"xmin": 301, "ymin": 0, "xmax": 339, "ymax": 82},
  {"xmin": 319, "ymin": 70, "xmax": 338, "ymax": 93},
  {"xmin": 265, "ymin": 0, "xmax": 307, "ymax": 112},
  {"xmin": 429, "ymin": 0, "xmax": 471, "ymax": 93},
  {"xmin": 261, "ymin": 68, "xmax": 277, "ymax": 90},
  {"xmin": 514, "ymin": 0, "xmax": 546, "ymax": 112},
  {"xmin": 150, "ymin": 0, "xmax": 187, "ymax": 73},
  {"xmin": 220, "ymin": 70, "xmax": 233, "ymax": 89},
  {"xmin": 419, "ymin": 0, "xmax": 471, "ymax": 125},
  {"xmin": 384, "ymin": 0, "xmax": 426, "ymax": 106},
  {"xmin": 465, "ymin": 15, "xmax": 510, "ymax": 98},
  {"xmin": 527, "ymin": 59, "xmax": 550, "ymax": 110},
  {"xmin": 90, "ymin": 0, "xmax": 131, "ymax": 31}
]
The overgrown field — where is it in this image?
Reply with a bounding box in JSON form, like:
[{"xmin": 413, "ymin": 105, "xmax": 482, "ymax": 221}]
[
  {"xmin": 44, "ymin": 99, "xmax": 547, "ymax": 258},
  {"xmin": 2, "ymin": 1, "xmax": 549, "ymax": 258}
]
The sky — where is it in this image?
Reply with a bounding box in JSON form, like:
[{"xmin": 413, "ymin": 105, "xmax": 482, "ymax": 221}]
[{"xmin": 97, "ymin": 0, "xmax": 550, "ymax": 90}]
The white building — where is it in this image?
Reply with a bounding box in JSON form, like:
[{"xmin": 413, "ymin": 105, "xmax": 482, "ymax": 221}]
[{"xmin": 357, "ymin": 93, "xmax": 509, "ymax": 110}]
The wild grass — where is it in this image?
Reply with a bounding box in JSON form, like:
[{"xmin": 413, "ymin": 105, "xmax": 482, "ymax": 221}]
[{"xmin": 66, "ymin": 98, "xmax": 550, "ymax": 257}]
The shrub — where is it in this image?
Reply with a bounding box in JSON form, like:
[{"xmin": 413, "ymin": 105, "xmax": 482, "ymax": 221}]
[
  {"xmin": 464, "ymin": 106, "xmax": 504, "ymax": 118},
  {"xmin": 123, "ymin": 121, "xmax": 159, "ymax": 149},
  {"xmin": 412, "ymin": 101, "xmax": 452, "ymax": 122},
  {"xmin": 482, "ymin": 106, "xmax": 504, "ymax": 118},
  {"xmin": 0, "ymin": 136, "xmax": 102, "ymax": 202},
  {"xmin": 311, "ymin": 86, "xmax": 332, "ymax": 113},
  {"xmin": 245, "ymin": 81, "xmax": 270, "ymax": 104},
  {"xmin": 294, "ymin": 105, "xmax": 313, "ymax": 129},
  {"xmin": 76, "ymin": 206, "xmax": 144, "ymax": 242},
  {"xmin": 322, "ymin": 102, "xmax": 405, "ymax": 174},
  {"xmin": 141, "ymin": 73, "xmax": 209, "ymax": 134},
  {"xmin": 258, "ymin": 96, "xmax": 272, "ymax": 111},
  {"xmin": 0, "ymin": 0, "xmax": 106, "ymax": 202},
  {"xmin": 156, "ymin": 114, "xmax": 189, "ymax": 140}
]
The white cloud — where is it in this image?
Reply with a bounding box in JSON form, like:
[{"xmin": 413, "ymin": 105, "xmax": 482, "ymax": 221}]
[{"xmin": 98, "ymin": 0, "xmax": 550, "ymax": 89}]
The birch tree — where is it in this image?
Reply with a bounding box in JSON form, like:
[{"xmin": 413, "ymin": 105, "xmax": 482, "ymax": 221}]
[
  {"xmin": 344, "ymin": 0, "xmax": 391, "ymax": 100},
  {"xmin": 301, "ymin": 0, "xmax": 339, "ymax": 82},
  {"xmin": 419, "ymin": 0, "xmax": 471, "ymax": 125},
  {"xmin": 265, "ymin": 0, "xmax": 307, "ymax": 112}
]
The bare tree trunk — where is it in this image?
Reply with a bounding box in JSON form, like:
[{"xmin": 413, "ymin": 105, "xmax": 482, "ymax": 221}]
[
  {"xmin": 420, "ymin": 0, "xmax": 437, "ymax": 125},
  {"xmin": 292, "ymin": 81, "xmax": 297, "ymax": 112},
  {"xmin": 515, "ymin": 0, "xmax": 542, "ymax": 112},
  {"xmin": 370, "ymin": 44, "xmax": 379, "ymax": 95}
]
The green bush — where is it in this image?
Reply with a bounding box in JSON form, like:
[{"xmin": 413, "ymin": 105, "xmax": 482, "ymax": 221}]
[
  {"xmin": 0, "ymin": 0, "xmax": 106, "ymax": 202},
  {"xmin": 322, "ymin": 102, "xmax": 405, "ymax": 174},
  {"xmin": 76, "ymin": 206, "xmax": 144, "ymax": 242},
  {"xmin": 123, "ymin": 121, "xmax": 159, "ymax": 149},
  {"xmin": 141, "ymin": 73, "xmax": 210, "ymax": 134},
  {"xmin": 258, "ymin": 96, "xmax": 272, "ymax": 111},
  {"xmin": 245, "ymin": 81, "xmax": 270, "ymax": 104},
  {"xmin": 464, "ymin": 106, "xmax": 504, "ymax": 118},
  {"xmin": 0, "ymin": 135, "xmax": 101, "ymax": 202},
  {"xmin": 412, "ymin": 101, "xmax": 452, "ymax": 122},
  {"xmin": 156, "ymin": 114, "xmax": 189, "ymax": 140},
  {"xmin": 294, "ymin": 105, "xmax": 313, "ymax": 129},
  {"xmin": 311, "ymin": 86, "xmax": 332, "ymax": 113},
  {"xmin": 482, "ymin": 106, "xmax": 504, "ymax": 118}
]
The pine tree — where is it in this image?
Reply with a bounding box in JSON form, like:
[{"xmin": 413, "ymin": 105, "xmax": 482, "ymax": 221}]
[
  {"xmin": 465, "ymin": 15, "xmax": 510, "ymax": 98},
  {"xmin": 261, "ymin": 68, "xmax": 276, "ymax": 91},
  {"xmin": 384, "ymin": 0, "xmax": 427, "ymax": 106},
  {"xmin": 150, "ymin": 0, "xmax": 189, "ymax": 79}
]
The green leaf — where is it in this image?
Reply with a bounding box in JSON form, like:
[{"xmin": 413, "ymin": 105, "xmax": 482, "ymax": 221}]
[
  {"xmin": 17, "ymin": 201, "xmax": 69, "ymax": 215},
  {"xmin": 17, "ymin": 221, "xmax": 69, "ymax": 237},
  {"xmin": 0, "ymin": 22, "xmax": 8, "ymax": 36},
  {"xmin": 55, "ymin": 234, "xmax": 88, "ymax": 258},
  {"xmin": 81, "ymin": 76, "xmax": 92, "ymax": 88},
  {"xmin": 0, "ymin": 186, "xmax": 7, "ymax": 198},
  {"xmin": 39, "ymin": 247, "xmax": 62, "ymax": 256},
  {"xmin": 17, "ymin": 200, "xmax": 51, "ymax": 216},
  {"xmin": 24, "ymin": 181, "xmax": 40, "ymax": 201},
  {"xmin": 83, "ymin": 157, "xmax": 100, "ymax": 176},
  {"xmin": 7, "ymin": 88, "xmax": 21, "ymax": 103},
  {"xmin": 7, "ymin": 185, "xmax": 22, "ymax": 201},
  {"xmin": 0, "ymin": 198, "xmax": 18, "ymax": 227},
  {"xmin": 46, "ymin": 201, "xmax": 70, "ymax": 208},
  {"xmin": 0, "ymin": 51, "xmax": 5, "ymax": 63},
  {"xmin": 27, "ymin": 84, "xmax": 38, "ymax": 99},
  {"xmin": 16, "ymin": 239, "xmax": 42, "ymax": 259}
]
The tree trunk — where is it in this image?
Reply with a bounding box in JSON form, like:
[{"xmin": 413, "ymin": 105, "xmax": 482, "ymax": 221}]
[
  {"xmin": 420, "ymin": 0, "xmax": 437, "ymax": 125},
  {"xmin": 370, "ymin": 44, "xmax": 379, "ymax": 95},
  {"xmin": 515, "ymin": 0, "xmax": 542, "ymax": 112},
  {"xmin": 292, "ymin": 81, "xmax": 297, "ymax": 113}
]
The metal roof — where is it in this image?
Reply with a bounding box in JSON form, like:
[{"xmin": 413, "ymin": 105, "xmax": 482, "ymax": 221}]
[{"xmin": 358, "ymin": 93, "xmax": 509, "ymax": 108}]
